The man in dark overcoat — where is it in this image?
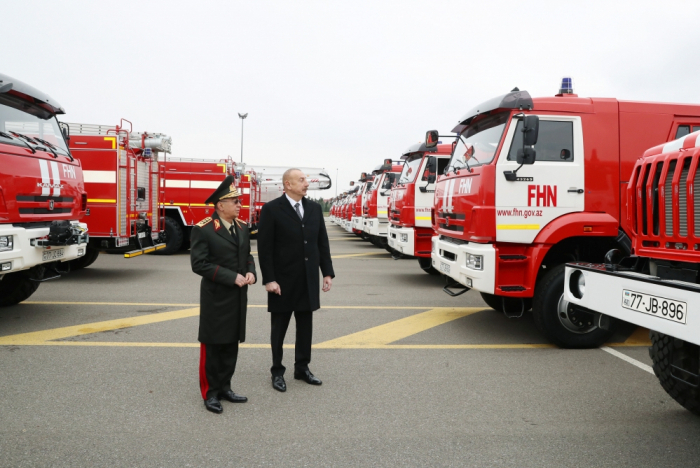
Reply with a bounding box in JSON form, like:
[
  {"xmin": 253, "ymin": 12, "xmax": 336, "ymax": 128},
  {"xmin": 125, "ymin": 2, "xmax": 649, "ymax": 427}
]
[
  {"xmin": 257, "ymin": 168, "xmax": 335, "ymax": 392},
  {"xmin": 190, "ymin": 176, "xmax": 256, "ymax": 414}
]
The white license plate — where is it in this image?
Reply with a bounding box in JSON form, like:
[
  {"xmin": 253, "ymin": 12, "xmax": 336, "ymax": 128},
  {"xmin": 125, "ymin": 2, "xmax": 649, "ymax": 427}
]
[
  {"xmin": 439, "ymin": 262, "xmax": 451, "ymax": 274},
  {"xmin": 622, "ymin": 289, "xmax": 687, "ymax": 324},
  {"xmin": 42, "ymin": 248, "xmax": 64, "ymax": 261},
  {"xmin": 138, "ymin": 232, "xmax": 146, "ymax": 239}
]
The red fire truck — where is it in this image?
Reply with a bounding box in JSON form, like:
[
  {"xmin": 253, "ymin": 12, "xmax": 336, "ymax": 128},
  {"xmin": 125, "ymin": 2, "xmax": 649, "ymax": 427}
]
[
  {"xmin": 159, "ymin": 161, "xmax": 331, "ymax": 253},
  {"xmin": 0, "ymin": 73, "xmax": 89, "ymax": 306},
  {"xmin": 388, "ymin": 142, "xmax": 452, "ymax": 273},
  {"xmin": 565, "ymin": 130, "xmax": 700, "ymax": 413},
  {"xmin": 352, "ymin": 175, "xmax": 373, "ymax": 235},
  {"xmin": 66, "ymin": 120, "xmax": 169, "ymax": 266},
  {"xmin": 362, "ymin": 160, "xmax": 403, "ymax": 248},
  {"xmin": 159, "ymin": 158, "xmax": 260, "ymax": 254},
  {"xmin": 428, "ymin": 78, "xmax": 700, "ymax": 348}
]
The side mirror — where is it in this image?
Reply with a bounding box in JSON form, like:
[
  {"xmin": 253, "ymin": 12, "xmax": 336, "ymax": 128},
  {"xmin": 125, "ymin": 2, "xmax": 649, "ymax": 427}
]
[
  {"xmin": 522, "ymin": 115, "xmax": 539, "ymax": 146},
  {"xmin": 516, "ymin": 147, "xmax": 536, "ymax": 165},
  {"xmin": 426, "ymin": 156, "xmax": 436, "ymax": 173},
  {"xmin": 59, "ymin": 121, "xmax": 70, "ymax": 142},
  {"xmin": 425, "ymin": 130, "xmax": 439, "ymax": 149},
  {"xmin": 427, "ymin": 174, "xmax": 436, "ymax": 184}
]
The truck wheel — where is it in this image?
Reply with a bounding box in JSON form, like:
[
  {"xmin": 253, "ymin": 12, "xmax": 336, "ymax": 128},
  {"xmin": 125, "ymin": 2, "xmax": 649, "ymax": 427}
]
[
  {"xmin": 0, "ymin": 269, "xmax": 42, "ymax": 307},
  {"xmin": 68, "ymin": 246, "xmax": 100, "ymax": 270},
  {"xmin": 532, "ymin": 264, "xmax": 615, "ymax": 348},
  {"xmin": 649, "ymin": 332, "xmax": 700, "ymax": 415},
  {"xmin": 480, "ymin": 292, "xmax": 533, "ymax": 313},
  {"xmin": 418, "ymin": 257, "xmax": 440, "ymax": 275},
  {"xmin": 155, "ymin": 217, "xmax": 183, "ymax": 255}
]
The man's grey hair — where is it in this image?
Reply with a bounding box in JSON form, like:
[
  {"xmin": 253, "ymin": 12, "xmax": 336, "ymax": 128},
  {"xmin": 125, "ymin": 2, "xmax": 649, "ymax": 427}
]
[{"xmin": 282, "ymin": 168, "xmax": 302, "ymax": 190}]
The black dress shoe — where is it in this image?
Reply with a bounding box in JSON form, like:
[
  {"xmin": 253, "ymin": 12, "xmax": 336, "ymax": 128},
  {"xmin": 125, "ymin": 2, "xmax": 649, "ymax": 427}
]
[
  {"xmin": 204, "ymin": 397, "xmax": 223, "ymax": 414},
  {"xmin": 272, "ymin": 375, "xmax": 287, "ymax": 392},
  {"xmin": 294, "ymin": 370, "xmax": 322, "ymax": 385},
  {"xmin": 218, "ymin": 390, "xmax": 248, "ymax": 403}
]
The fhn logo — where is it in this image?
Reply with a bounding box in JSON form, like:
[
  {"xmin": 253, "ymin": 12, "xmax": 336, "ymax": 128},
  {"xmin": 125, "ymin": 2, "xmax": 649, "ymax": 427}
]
[{"xmin": 527, "ymin": 185, "xmax": 557, "ymax": 207}]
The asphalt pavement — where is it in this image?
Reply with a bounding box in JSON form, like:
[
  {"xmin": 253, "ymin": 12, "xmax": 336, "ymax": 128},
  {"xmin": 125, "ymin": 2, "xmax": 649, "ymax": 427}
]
[{"xmin": 1, "ymin": 221, "xmax": 699, "ymax": 467}]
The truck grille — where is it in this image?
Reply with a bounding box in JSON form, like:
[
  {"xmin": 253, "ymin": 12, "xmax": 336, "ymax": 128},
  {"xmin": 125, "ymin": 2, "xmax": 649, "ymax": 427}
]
[{"xmin": 631, "ymin": 153, "xmax": 700, "ymax": 252}]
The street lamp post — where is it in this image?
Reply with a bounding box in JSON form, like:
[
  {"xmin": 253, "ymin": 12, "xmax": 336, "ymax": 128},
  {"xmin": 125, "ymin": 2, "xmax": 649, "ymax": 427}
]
[{"xmin": 238, "ymin": 113, "xmax": 248, "ymax": 163}]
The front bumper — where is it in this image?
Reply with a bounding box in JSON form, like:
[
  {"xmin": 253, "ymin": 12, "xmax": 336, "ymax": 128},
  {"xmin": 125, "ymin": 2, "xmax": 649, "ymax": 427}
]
[
  {"xmin": 388, "ymin": 225, "xmax": 415, "ymax": 256},
  {"xmin": 431, "ymin": 236, "xmax": 496, "ymax": 294},
  {"xmin": 351, "ymin": 216, "xmax": 363, "ymax": 232},
  {"xmin": 363, "ymin": 218, "xmax": 388, "ymax": 237},
  {"xmin": 565, "ymin": 263, "xmax": 700, "ymax": 345},
  {"xmin": 0, "ymin": 222, "xmax": 89, "ymax": 274}
]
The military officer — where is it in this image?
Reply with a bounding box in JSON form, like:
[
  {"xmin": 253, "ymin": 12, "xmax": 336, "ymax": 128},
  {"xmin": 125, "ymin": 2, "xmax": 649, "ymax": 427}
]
[{"xmin": 190, "ymin": 175, "xmax": 256, "ymax": 414}]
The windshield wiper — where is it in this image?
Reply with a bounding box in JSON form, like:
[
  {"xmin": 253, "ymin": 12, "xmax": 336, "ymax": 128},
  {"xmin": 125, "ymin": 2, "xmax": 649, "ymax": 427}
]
[
  {"xmin": 34, "ymin": 137, "xmax": 73, "ymax": 161},
  {"xmin": 8, "ymin": 131, "xmax": 37, "ymax": 154}
]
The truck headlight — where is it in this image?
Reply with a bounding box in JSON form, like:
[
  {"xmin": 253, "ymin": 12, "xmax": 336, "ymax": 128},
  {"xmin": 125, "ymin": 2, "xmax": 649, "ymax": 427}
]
[
  {"xmin": 569, "ymin": 270, "xmax": 585, "ymax": 299},
  {"xmin": 0, "ymin": 235, "xmax": 13, "ymax": 251},
  {"xmin": 400, "ymin": 233, "xmax": 408, "ymax": 243},
  {"xmin": 466, "ymin": 254, "xmax": 483, "ymax": 270}
]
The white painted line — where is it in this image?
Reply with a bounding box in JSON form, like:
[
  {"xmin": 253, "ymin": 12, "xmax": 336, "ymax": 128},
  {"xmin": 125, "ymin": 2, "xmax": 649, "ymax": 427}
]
[{"xmin": 600, "ymin": 346, "xmax": 654, "ymax": 375}]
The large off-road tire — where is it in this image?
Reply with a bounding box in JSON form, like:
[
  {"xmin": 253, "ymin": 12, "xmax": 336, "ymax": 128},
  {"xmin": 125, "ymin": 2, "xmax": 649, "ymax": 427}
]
[
  {"xmin": 480, "ymin": 292, "xmax": 533, "ymax": 313},
  {"xmin": 155, "ymin": 217, "xmax": 184, "ymax": 255},
  {"xmin": 649, "ymin": 332, "xmax": 700, "ymax": 415},
  {"xmin": 68, "ymin": 246, "xmax": 100, "ymax": 271},
  {"xmin": 0, "ymin": 268, "xmax": 42, "ymax": 307},
  {"xmin": 417, "ymin": 257, "xmax": 440, "ymax": 275},
  {"xmin": 532, "ymin": 264, "xmax": 615, "ymax": 348}
]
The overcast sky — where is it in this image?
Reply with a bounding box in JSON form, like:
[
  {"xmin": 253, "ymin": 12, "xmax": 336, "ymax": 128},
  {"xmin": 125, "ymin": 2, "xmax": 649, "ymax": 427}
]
[{"xmin": 5, "ymin": 1, "xmax": 700, "ymax": 198}]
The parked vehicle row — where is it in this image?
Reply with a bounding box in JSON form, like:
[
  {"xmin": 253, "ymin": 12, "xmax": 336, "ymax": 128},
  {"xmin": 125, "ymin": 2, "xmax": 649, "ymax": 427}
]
[{"xmin": 330, "ymin": 78, "xmax": 700, "ymax": 414}]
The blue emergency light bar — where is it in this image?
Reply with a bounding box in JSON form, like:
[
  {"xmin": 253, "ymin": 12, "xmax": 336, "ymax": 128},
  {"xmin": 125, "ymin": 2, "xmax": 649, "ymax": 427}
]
[{"xmin": 559, "ymin": 77, "xmax": 574, "ymax": 94}]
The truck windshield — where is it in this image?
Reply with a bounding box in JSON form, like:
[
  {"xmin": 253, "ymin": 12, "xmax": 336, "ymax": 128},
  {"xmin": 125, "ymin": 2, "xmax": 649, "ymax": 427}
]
[
  {"xmin": 446, "ymin": 112, "xmax": 509, "ymax": 173},
  {"xmin": 398, "ymin": 154, "xmax": 422, "ymax": 184},
  {"xmin": 0, "ymin": 104, "xmax": 70, "ymax": 156}
]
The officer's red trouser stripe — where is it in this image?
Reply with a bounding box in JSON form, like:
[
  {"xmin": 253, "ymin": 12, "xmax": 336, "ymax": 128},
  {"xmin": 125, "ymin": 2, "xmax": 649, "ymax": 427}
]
[{"xmin": 199, "ymin": 344, "xmax": 209, "ymax": 400}]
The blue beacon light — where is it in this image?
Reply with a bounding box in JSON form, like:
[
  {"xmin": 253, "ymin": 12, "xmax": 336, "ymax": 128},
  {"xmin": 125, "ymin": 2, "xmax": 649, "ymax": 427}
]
[{"xmin": 559, "ymin": 77, "xmax": 574, "ymax": 94}]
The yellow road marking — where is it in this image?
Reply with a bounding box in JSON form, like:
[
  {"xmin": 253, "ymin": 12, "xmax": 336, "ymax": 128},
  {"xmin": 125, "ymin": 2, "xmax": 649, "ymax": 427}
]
[
  {"xmin": 2, "ymin": 303, "xmax": 652, "ymax": 349},
  {"xmin": 87, "ymin": 199, "xmax": 117, "ymax": 203},
  {"xmin": 315, "ymin": 307, "xmax": 480, "ymax": 348},
  {"xmin": 0, "ymin": 308, "xmax": 200, "ymax": 346}
]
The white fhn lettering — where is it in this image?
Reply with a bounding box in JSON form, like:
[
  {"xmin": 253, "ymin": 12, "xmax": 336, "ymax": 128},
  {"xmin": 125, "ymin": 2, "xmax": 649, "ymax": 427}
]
[
  {"xmin": 458, "ymin": 178, "xmax": 472, "ymax": 194},
  {"xmin": 62, "ymin": 164, "xmax": 76, "ymax": 179}
]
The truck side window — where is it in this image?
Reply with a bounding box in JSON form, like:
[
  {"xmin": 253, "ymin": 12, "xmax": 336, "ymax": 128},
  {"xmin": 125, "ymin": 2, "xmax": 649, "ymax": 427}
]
[
  {"xmin": 676, "ymin": 125, "xmax": 691, "ymax": 139},
  {"xmin": 437, "ymin": 158, "xmax": 449, "ymax": 176},
  {"xmin": 507, "ymin": 120, "xmax": 574, "ymax": 162}
]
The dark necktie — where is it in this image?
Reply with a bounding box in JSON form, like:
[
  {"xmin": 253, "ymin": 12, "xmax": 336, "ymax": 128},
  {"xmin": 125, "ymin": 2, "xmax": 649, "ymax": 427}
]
[
  {"xmin": 229, "ymin": 225, "xmax": 237, "ymax": 241},
  {"xmin": 294, "ymin": 202, "xmax": 303, "ymax": 220}
]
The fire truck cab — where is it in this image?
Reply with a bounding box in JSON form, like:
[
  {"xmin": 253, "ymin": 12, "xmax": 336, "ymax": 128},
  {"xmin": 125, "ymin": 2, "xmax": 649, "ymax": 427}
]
[
  {"xmin": 362, "ymin": 160, "xmax": 403, "ymax": 248},
  {"xmin": 429, "ymin": 79, "xmax": 700, "ymax": 348},
  {"xmin": 388, "ymin": 141, "xmax": 451, "ymax": 273},
  {"xmin": 67, "ymin": 120, "xmax": 169, "ymax": 265},
  {"xmin": 0, "ymin": 73, "xmax": 89, "ymax": 306},
  {"xmin": 351, "ymin": 175, "xmax": 372, "ymax": 235},
  {"xmin": 565, "ymin": 131, "xmax": 700, "ymax": 414}
]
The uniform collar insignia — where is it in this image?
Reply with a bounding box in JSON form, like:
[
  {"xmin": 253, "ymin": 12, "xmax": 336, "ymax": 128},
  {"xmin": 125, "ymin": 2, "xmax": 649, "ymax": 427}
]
[{"xmin": 214, "ymin": 219, "xmax": 221, "ymax": 230}]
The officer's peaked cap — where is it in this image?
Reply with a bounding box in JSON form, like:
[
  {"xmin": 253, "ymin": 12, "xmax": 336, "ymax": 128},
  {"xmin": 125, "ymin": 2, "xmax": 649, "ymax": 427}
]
[{"xmin": 205, "ymin": 175, "xmax": 240, "ymax": 204}]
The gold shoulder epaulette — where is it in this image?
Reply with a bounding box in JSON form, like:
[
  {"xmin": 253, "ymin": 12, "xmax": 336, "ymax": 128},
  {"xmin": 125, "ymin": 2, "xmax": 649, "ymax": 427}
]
[{"xmin": 196, "ymin": 217, "xmax": 212, "ymax": 227}]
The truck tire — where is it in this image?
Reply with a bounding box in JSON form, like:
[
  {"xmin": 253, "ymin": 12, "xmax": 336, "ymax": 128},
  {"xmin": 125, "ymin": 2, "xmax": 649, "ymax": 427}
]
[
  {"xmin": 418, "ymin": 257, "xmax": 440, "ymax": 275},
  {"xmin": 480, "ymin": 292, "xmax": 533, "ymax": 313},
  {"xmin": 155, "ymin": 217, "xmax": 183, "ymax": 255},
  {"xmin": 0, "ymin": 269, "xmax": 42, "ymax": 307},
  {"xmin": 649, "ymin": 332, "xmax": 700, "ymax": 415},
  {"xmin": 532, "ymin": 264, "xmax": 615, "ymax": 348},
  {"xmin": 68, "ymin": 246, "xmax": 100, "ymax": 270}
]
